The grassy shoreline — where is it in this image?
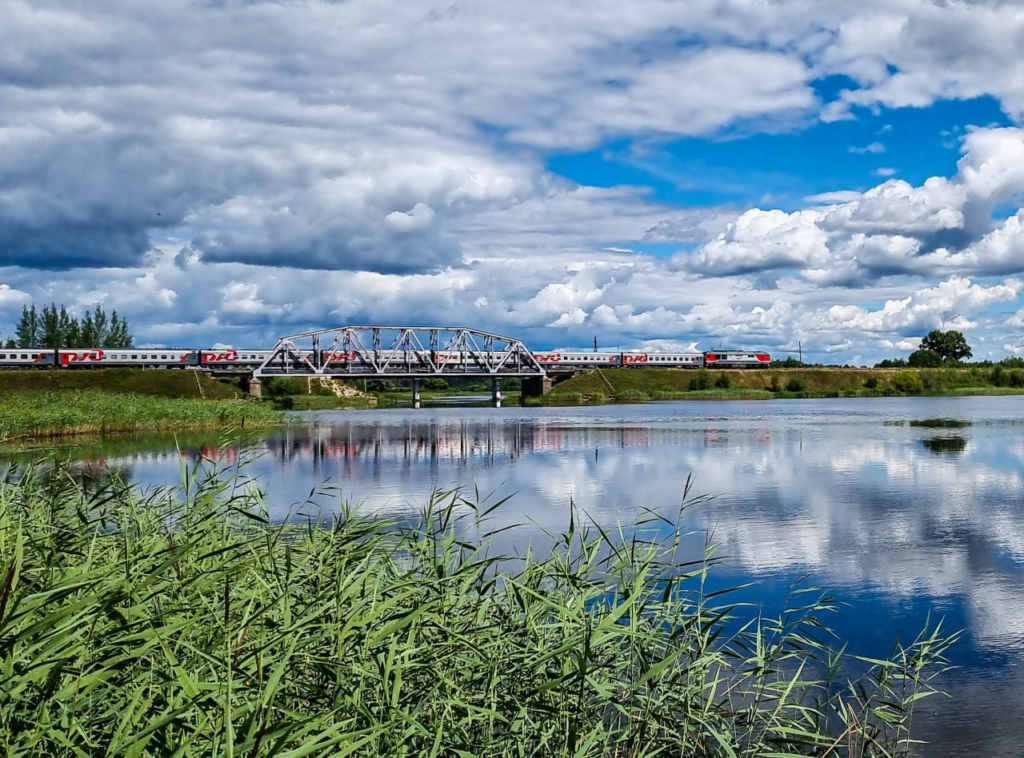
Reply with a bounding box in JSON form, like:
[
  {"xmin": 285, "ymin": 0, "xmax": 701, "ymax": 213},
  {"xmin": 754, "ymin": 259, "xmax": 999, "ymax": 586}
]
[
  {"xmin": 0, "ymin": 390, "xmax": 280, "ymax": 442},
  {"xmin": 0, "ymin": 370, "xmax": 282, "ymax": 442},
  {"xmin": 539, "ymin": 366, "xmax": 1024, "ymax": 404},
  {"xmin": 0, "ymin": 463, "xmax": 957, "ymax": 756}
]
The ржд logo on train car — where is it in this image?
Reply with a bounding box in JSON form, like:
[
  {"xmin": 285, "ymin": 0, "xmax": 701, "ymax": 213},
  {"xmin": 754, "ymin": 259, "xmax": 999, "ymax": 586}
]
[
  {"xmin": 532, "ymin": 352, "xmax": 562, "ymax": 363},
  {"xmin": 60, "ymin": 349, "xmax": 104, "ymax": 364},
  {"xmin": 321, "ymin": 350, "xmax": 359, "ymax": 362},
  {"xmin": 202, "ymin": 350, "xmax": 239, "ymax": 363},
  {"xmin": 622, "ymin": 353, "xmax": 649, "ymax": 364}
]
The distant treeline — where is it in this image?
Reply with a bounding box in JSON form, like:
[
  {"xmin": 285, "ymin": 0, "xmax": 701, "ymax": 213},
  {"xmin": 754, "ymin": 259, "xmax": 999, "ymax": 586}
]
[{"xmin": 3, "ymin": 303, "xmax": 134, "ymax": 349}]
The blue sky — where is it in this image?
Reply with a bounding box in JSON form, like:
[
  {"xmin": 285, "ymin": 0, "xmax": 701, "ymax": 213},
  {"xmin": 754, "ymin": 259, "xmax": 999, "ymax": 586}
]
[
  {"xmin": 3, "ymin": 0, "xmax": 1024, "ymax": 364},
  {"xmin": 550, "ymin": 95, "xmax": 1012, "ymax": 213}
]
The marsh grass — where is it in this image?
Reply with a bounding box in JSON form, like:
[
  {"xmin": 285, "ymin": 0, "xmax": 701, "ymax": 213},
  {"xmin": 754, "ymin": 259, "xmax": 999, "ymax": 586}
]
[
  {"xmin": 0, "ymin": 461, "xmax": 957, "ymax": 757},
  {"xmin": 0, "ymin": 391, "xmax": 280, "ymax": 441}
]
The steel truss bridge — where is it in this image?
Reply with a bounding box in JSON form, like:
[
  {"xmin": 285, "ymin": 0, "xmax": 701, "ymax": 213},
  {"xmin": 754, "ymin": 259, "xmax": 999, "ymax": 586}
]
[{"xmin": 252, "ymin": 326, "xmax": 548, "ymax": 407}]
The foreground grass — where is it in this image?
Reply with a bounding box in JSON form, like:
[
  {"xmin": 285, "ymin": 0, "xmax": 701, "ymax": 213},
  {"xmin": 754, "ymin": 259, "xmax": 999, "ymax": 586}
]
[
  {"xmin": 0, "ymin": 463, "xmax": 957, "ymax": 757},
  {"xmin": 0, "ymin": 391, "xmax": 280, "ymax": 441}
]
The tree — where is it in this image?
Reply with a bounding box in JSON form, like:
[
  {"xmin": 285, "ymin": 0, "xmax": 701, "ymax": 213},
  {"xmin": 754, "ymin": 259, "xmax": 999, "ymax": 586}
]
[
  {"xmin": 104, "ymin": 311, "xmax": 133, "ymax": 348},
  {"xmin": 908, "ymin": 349, "xmax": 942, "ymax": 368},
  {"xmin": 15, "ymin": 304, "xmax": 40, "ymax": 347},
  {"xmin": 9, "ymin": 302, "xmax": 134, "ymax": 348},
  {"xmin": 41, "ymin": 303, "xmax": 65, "ymax": 348},
  {"xmin": 919, "ymin": 329, "xmax": 972, "ymax": 363}
]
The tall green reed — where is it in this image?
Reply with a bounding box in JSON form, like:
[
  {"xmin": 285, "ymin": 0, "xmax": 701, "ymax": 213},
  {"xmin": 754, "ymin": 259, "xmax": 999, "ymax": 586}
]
[{"xmin": 0, "ymin": 460, "xmax": 957, "ymax": 757}]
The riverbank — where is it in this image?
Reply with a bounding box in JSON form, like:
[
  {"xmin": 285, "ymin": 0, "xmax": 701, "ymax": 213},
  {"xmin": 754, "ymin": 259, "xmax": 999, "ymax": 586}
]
[
  {"xmin": 0, "ymin": 390, "xmax": 280, "ymax": 441},
  {"xmin": 0, "ymin": 370, "xmax": 280, "ymax": 441},
  {"xmin": 0, "ymin": 367, "xmax": 245, "ymax": 399},
  {"xmin": 536, "ymin": 366, "xmax": 1024, "ymax": 403},
  {"xmin": 0, "ymin": 462, "xmax": 955, "ymax": 756}
]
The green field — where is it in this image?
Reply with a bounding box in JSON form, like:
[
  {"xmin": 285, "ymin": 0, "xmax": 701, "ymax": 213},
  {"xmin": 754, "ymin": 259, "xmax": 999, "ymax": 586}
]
[{"xmin": 0, "ymin": 463, "xmax": 956, "ymax": 756}]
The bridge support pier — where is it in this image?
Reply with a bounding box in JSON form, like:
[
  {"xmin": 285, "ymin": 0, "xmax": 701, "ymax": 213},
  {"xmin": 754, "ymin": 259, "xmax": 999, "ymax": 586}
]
[
  {"xmin": 248, "ymin": 377, "xmax": 262, "ymax": 399},
  {"xmin": 520, "ymin": 375, "xmax": 552, "ymax": 400},
  {"xmin": 412, "ymin": 378, "xmax": 422, "ymax": 409},
  {"xmin": 492, "ymin": 378, "xmax": 502, "ymax": 408}
]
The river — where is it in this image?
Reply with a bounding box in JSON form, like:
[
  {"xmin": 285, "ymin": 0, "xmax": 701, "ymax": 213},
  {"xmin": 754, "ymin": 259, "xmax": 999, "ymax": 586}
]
[{"xmin": 14, "ymin": 395, "xmax": 1024, "ymax": 756}]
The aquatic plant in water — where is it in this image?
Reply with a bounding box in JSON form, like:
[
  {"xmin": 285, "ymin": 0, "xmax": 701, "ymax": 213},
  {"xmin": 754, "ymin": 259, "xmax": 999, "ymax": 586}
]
[{"xmin": 0, "ymin": 460, "xmax": 957, "ymax": 757}]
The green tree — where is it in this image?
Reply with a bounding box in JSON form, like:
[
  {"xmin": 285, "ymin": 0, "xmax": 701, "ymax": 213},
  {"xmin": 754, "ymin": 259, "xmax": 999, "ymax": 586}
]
[
  {"xmin": 104, "ymin": 311, "xmax": 133, "ymax": 348},
  {"xmin": 11, "ymin": 302, "xmax": 134, "ymax": 348},
  {"xmin": 15, "ymin": 304, "xmax": 40, "ymax": 347},
  {"xmin": 920, "ymin": 329, "xmax": 972, "ymax": 363},
  {"xmin": 908, "ymin": 349, "xmax": 942, "ymax": 368},
  {"xmin": 771, "ymin": 356, "xmax": 804, "ymax": 368},
  {"xmin": 41, "ymin": 303, "xmax": 63, "ymax": 348},
  {"xmin": 80, "ymin": 305, "xmax": 110, "ymax": 347}
]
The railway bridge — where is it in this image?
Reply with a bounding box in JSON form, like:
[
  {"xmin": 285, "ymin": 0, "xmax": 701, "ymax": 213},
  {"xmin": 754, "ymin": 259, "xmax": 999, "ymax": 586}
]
[{"xmin": 251, "ymin": 325, "xmax": 551, "ymax": 407}]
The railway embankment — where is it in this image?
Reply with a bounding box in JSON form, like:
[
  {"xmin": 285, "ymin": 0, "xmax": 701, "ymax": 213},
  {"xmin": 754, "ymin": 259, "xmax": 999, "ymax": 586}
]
[
  {"xmin": 536, "ymin": 366, "xmax": 1024, "ymax": 403},
  {"xmin": 0, "ymin": 369, "xmax": 280, "ymax": 441}
]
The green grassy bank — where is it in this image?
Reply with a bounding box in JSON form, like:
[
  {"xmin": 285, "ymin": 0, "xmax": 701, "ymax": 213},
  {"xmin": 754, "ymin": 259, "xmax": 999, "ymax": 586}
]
[
  {"xmin": 0, "ymin": 368, "xmax": 243, "ymax": 399},
  {"xmin": 0, "ymin": 391, "xmax": 280, "ymax": 441},
  {"xmin": 539, "ymin": 366, "xmax": 1024, "ymax": 404},
  {"xmin": 0, "ymin": 371, "xmax": 280, "ymax": 441},
  {"xmin": 0, "ymin": 464, "xmax": 956, "ymax": 756}
]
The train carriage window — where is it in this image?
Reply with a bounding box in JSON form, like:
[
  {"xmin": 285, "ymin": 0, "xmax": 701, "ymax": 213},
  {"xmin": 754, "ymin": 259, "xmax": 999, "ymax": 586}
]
[{"xmin": 0, "ymin": 354, "xmax": 6, "ymax": 359}]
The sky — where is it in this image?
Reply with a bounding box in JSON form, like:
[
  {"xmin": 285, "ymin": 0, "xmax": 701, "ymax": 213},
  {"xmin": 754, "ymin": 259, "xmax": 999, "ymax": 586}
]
[{"xmin": 4, "ymin": 0, "xmax": 1024, "ymax": 364}]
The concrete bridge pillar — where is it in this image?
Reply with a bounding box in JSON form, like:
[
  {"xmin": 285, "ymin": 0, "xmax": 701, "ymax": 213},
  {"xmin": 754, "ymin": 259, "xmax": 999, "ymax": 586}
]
[
  {"xmin": 412, "ymin": 378, "xmax": 422, "ymax": 409},
  {"xmin": 520, "ymin": 376, "xmax": 552, "ymax": 400},
  {"xmin": 248, "ymin": 377, "xmax": 262, "ymax": 399},
  {"xmin": 492, "ymin": 377, "xmax": 502, "ymax": 408}
]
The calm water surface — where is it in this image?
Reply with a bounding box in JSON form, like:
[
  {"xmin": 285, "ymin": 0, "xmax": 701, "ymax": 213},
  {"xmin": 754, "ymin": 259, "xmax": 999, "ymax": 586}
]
[{"xmin": 20, "ymin": 395, "xmax": 1024, "ymax": 756}]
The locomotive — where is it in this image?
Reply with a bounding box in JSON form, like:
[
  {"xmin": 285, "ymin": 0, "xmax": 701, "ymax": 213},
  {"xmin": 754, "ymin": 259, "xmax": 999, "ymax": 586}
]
[{"xmin": 0, "ymin": 347, "xmax": 771, "ymax": 370}]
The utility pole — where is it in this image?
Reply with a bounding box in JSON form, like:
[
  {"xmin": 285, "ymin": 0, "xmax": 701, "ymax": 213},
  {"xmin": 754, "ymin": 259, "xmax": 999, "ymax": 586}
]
[
  {"xmin": 799, "ymin": 341, "xmax": 802, "ymax": 364},
  {"xmin": 594, "ymin": 335, "xmax": 598, "ymax": 351}
]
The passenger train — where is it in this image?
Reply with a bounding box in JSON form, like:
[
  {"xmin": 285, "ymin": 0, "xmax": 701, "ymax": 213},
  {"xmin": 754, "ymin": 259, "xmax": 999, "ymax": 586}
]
[{"xmin": 0, "ymin": 347, "xmax": 771, "ymax": 370}]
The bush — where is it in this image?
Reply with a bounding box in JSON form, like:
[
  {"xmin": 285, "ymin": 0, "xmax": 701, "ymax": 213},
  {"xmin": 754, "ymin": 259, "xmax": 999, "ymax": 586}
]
[
  {"xmin": 0, "ymin": 463, "xmax": 959, "ymax": 757},
  {"xmin": 714, "ymin": 371, "xmax": 731, "ymax": 389},
  {"xmin": 785, "ymin": 377, "xmax": 806, "ymax": 392},
  {"xmin": 864, "ymin": 376, "xmax": 879, "ymax": 389},
  {"xmin": 423, "ymin": 377, "xmax": 449, "ymax": 391},
  {"xmin": 990, "ymin": 365, "xmax": 1006, "ymax": 387},
  {"xmin": 688, "ymin": 368, "xmax": 713, "ymax": 391},
  {"xmin": 768, "ymin": 375, "xmax": 781, "ymax": 392},
  {"xmin": 892, "ymin": 369, "xmax": 925, "ymax": 394},
  {"xmin": 1011, "ymin": 369, "xmax": 1024, "ymax": 388},
  {"xmin": 908, "ymin": 349, "xmax": 942, "ymax": 368}
]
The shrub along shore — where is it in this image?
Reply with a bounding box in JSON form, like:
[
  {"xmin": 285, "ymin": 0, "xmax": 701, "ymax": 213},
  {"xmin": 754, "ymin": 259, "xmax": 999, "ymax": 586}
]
[
  {"xmin": 0, "ymin": 463, "xmax": 956, "ymax": 757},
  {"xmin": 537, "ymin": 366, "xmax": 1024, "ymax": 404}
]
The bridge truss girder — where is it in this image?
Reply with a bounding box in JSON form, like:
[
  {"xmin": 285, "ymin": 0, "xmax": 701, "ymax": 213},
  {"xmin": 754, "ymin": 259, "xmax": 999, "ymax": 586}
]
[{"xmin": 252, "ymin": 325, "xmax": 547, "ymax": 378}]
